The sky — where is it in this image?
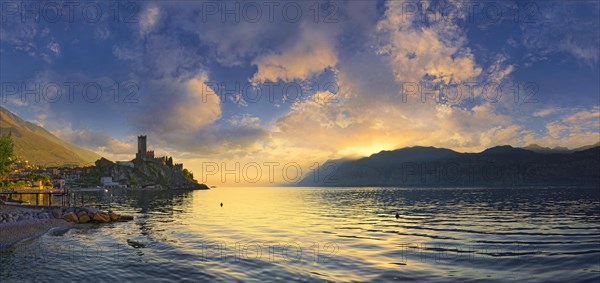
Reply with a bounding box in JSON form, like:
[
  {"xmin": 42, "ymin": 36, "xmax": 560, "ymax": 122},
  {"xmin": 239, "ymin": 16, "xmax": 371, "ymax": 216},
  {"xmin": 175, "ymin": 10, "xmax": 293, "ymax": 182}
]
[{"xmin": 1, "ymin": 0, "xmax": 599, "ymax": 186}]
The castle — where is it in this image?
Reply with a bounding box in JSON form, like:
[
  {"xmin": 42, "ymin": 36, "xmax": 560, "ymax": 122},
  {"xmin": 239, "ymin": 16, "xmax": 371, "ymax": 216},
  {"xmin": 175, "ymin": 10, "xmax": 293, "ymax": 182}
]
[{"xmin": 135, "ymin": 135, "xmax": 183, "ymax": 171}]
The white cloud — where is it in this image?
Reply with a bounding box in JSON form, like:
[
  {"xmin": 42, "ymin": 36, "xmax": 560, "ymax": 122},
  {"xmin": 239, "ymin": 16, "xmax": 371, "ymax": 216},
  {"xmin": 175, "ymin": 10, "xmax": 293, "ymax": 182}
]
[
  {"xmin": 229, "ymin": 93, "xmax": 249, "ymax": 107},
  {"xmin": 251, "ymin": 24, "xmax": 338, "ymax": 83},
  {"xmin": 95, "ymin": 26, "xmax": 111, "ymax": 40},
  {"xmin": 375, "ymin": 1, "xmax": 481, "ymax": 84},
  {"xmin": 133, "ymin": 71, "xmax": 222, "ymax": 136},
  {"xmin": 522, "ymin": 107, "xmax": 600, "ymax": 148},
  {"xmin": 563, "ymin": 107, "xmax": 600, "ymax": 124},
  {"xmin": 173, "ymin": 72, "xmax": 222, "ymax": 133},
  {"xmin": 485, "ymin": 54, "xmax": 514, "ymax": 83},
  {"xmin": 140, "ymin": 6, "xmax": 160, "ymax": 36},
  {"xmin": 229, "ymin": 114, "xmax": 260, "ymax": 127},
  {"xmin": 47, "ymin": 39, "xmax": 60, "ymax": 55},
  {"xmin": 533, "ymin": 108, "xmax": 560, "ymax": 117}
]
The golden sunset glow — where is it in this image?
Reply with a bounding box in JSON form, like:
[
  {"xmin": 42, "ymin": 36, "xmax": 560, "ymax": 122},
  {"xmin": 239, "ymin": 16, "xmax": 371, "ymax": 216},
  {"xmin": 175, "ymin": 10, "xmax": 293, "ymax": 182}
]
[{"xmin": 1, "ymin": 1, "xmax": 599, "ymax": 282}]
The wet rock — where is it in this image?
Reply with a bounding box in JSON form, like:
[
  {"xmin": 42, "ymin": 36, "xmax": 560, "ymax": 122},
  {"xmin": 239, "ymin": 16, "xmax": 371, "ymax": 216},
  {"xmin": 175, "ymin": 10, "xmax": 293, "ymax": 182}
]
[
  {"xmin": 108, "ymin": 211, "xmax": 120, "ymax": 221},
  {"xmin": 63, "ymin": 212, "xmax": 79, "ymax": 223},
  {"xmin": 93, "ymin": 212, "xmax": 110, "ymax": 223},
  {"xmin": 77, "ymin": 212, "xmax": 91, "ymax": 223},
  {"xmin": 51, "ymin": 210, "xmax": 62, "ymax": 219}
]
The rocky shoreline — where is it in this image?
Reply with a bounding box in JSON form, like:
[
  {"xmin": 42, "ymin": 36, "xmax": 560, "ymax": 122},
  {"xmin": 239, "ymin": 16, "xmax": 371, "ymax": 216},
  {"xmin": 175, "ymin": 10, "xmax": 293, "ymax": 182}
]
[{"xmin": 0, "ymin": 204, "xmax": 133, "ymax": 248}]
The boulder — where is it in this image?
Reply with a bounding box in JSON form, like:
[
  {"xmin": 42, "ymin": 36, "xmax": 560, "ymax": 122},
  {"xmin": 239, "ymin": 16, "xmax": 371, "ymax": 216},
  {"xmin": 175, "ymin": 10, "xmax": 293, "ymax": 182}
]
[
  {"xmin": 63, "ymin": 212, "xmax": 79, "ymax": 223},
  {"xmin": 52, "ymin": 210, "xmax": 63, "ymax": 219},
  {"xmin": 93, "ymin": 212, "xmax": 110, "ymax": 223},
  {"xmin": 108, "ymin": 211, "xmax": 120, "ymax": 221},
  {"xmin": 77, "ymin": 212, "xmax": 91, "ymax": 223}
]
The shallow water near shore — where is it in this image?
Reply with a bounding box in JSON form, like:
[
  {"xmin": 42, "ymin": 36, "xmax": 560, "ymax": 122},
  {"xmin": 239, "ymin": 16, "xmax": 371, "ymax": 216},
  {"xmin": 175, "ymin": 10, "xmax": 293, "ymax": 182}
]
[{"xmin": 1, "ymin": 187, "xmax": 599, "ymax": 282}]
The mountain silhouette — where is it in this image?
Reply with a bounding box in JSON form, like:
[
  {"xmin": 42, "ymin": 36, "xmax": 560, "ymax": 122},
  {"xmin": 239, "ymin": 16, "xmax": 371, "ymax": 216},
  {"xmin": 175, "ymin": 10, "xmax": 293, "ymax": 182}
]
[{"xmin": 298, "ymin": 145, "xmax": 600, "ymax": 187}]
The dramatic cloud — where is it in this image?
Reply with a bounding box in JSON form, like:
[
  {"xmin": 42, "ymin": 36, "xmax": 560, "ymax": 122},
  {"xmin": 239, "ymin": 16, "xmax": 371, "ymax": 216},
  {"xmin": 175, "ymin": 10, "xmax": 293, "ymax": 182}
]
[
  {"xmin": 1, "ymin": 0, "xmax": 598, "ymax": 185},
  {"xmin": 267, "ymin": 1, "xmax": 519, "ymax": 160},
  {"xmin": 251, "ymin": 24, "xmax": 338, "ymax": 83},
  {"xmin": 135, "ymin": 71, "xmax": 222, "ymax": 135},
  {"xmin": 376, "ymin": 1, "xmax": 482, "ymax": 84},
  {"xmin": 524, "ymin": 107, "xmax": 600, "ymax": 148}
]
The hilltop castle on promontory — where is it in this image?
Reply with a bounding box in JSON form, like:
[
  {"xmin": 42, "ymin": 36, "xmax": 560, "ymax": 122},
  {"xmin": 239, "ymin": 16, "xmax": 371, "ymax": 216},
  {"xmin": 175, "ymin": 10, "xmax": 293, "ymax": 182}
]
[
  {"xmin": 135, "ymin": 135, "xmax": 183, "ymax": 171},
  {"xmin": 94, "ymin": 135, "xmax": 208, "ymax": 190}
]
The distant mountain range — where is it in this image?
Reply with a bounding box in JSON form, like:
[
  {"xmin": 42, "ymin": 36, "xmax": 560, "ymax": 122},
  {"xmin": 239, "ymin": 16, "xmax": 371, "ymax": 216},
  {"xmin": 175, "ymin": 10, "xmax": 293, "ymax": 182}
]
[
  {"xmin": 521, "ymin": 143, "xmax": 600, "ymax": 154},
  {"xmin": 0, "ymin": 106, "xmax": 101, "ymax": 167},
  {"xmin": 298, "ymin": 144, "xmax": 600, "ymax": 187}
]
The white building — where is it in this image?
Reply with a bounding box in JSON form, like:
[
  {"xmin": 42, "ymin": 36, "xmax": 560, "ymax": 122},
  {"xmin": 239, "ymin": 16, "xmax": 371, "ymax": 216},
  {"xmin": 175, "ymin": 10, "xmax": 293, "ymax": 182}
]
[{"xmin": 100, "ymin": 176, "xmax": 124, "ymax": 188}]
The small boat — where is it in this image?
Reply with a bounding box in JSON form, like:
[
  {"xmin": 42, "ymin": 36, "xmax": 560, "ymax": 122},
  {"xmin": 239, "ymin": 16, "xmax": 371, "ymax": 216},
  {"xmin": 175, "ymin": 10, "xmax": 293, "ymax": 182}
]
[{"xmin": 210, "ymin": 186, "xmax": 217, "ymax": 188}]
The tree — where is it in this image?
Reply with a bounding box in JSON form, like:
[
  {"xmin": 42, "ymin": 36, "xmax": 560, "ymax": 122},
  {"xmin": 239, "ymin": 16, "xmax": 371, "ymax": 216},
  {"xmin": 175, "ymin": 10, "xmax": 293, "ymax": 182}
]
[
  {"xmin": 0, "ymin": 133, "xmax": 14, "ymax": 179},
  {"xmin": 182, "ymin": 168, "xmax": 194, "ymax": 180}
]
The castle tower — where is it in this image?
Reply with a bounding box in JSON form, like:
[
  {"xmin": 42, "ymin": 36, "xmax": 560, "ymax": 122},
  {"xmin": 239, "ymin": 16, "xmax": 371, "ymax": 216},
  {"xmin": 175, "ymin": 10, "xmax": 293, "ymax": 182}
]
[
  {"xmin": 136, "ymin": 135, "xmax": 147, "ymax": 160},
  {"xmin": 138, "ymin": 135, "xmax": 147, "ymax": 154}
]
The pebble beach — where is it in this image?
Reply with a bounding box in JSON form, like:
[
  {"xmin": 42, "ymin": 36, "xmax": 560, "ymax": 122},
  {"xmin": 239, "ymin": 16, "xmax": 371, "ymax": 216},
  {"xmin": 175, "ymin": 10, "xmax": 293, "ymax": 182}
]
[
  {"xmin": 0, "ymin": 205, "xmax": 74, "ymax": 247},
  {"xmin": 0, "ymin": 204, "xmax": 131, "ymax": 248}
]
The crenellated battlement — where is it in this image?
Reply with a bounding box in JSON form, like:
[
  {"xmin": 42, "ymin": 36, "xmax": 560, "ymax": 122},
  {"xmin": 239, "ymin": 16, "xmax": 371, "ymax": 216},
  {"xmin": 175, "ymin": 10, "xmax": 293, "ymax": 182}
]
[
  {"xmin": 174, "ymin": 163, "xmax": 183, "ymax": 171},
  {"xmin": 134, "ymin": 136, "xmax": 187, "ymax": 174}
]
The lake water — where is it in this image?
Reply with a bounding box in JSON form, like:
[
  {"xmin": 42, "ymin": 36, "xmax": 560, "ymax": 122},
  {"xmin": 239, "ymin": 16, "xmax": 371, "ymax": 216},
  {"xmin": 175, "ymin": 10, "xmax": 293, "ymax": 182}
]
[{"xmin": 1, "ymin": 187, "xmax": 599, "ymax": 282}]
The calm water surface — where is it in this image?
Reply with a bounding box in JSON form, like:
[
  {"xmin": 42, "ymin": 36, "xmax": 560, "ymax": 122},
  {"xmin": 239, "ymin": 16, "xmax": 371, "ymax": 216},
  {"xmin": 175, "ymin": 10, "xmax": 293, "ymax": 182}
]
[{"xmin": 1, "ymin": 187, "xmax": 599, "ymax": 282}]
